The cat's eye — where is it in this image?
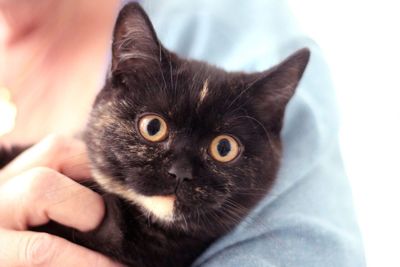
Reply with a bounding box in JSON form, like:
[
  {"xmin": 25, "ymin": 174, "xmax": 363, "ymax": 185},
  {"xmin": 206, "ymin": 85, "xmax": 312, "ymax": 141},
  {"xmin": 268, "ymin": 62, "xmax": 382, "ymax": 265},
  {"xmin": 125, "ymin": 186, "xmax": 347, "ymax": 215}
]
[
  {"xmin": 138, "ymin": 114, "xmax": 168, "ymax": 142},
  {"xmin": 209, "ymin": 135, "xmax": 240, "ymax": 163}
]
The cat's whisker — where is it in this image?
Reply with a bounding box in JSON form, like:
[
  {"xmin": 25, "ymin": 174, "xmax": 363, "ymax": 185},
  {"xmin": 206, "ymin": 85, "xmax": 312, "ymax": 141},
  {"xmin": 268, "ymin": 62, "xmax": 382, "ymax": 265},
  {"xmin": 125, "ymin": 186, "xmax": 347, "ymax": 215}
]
[
  {"xmin": 224, "ymin": 198, "xmax": 272, "ymax": 232},
  {"xmin": 207, "ymin": 210, "xmax": 231, "ymax": 232},
  {"xmin": 167, "ymin": 52, "xmax": 175, "ymax": 99},
  {"xmin": 223, "ymin": 200, "xmax": 247, "ymax": 216}
]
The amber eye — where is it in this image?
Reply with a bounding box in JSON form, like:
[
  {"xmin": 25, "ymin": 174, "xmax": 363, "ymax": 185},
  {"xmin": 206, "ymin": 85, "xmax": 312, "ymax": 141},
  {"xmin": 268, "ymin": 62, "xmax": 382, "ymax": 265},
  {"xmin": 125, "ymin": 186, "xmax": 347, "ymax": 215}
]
[
  {"xmin": 209, "ymin": 135, "xmax": 240, "ymax": 162},
  {"xmin": 138, "ymin": 114, "xmax": 168, "ymax": 142}
]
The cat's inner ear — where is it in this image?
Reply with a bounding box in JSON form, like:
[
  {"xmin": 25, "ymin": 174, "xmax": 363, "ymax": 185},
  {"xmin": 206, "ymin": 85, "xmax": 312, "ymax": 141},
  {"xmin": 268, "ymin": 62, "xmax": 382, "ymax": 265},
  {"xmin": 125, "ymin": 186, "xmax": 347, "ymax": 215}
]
[
  {"xmin": 111, "ymin": 3, "xmax": 161, "ymax": 74},
  {"xmin": 249, "ymin": 48, "xmax": 310, "ymax": 133}
]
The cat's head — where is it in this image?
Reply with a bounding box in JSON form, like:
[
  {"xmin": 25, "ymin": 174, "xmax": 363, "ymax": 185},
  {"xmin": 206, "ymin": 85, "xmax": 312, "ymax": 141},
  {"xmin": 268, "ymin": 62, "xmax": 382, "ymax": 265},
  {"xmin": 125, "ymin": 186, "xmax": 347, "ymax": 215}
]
[{"xmin": 85, "ymin": 3, "xmax": 310, "ymax": 235}]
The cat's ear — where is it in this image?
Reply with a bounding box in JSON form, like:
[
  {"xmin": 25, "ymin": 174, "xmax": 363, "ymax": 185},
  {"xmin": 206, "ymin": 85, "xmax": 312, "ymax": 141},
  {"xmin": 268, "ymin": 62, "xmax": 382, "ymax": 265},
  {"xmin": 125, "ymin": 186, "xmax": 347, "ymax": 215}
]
[
  {"xmin": 250, "ymin": 48, "xmax": 310, "ymax": 133},
  {"xmin": 111, "ymin": 3, "xmax": 162, "ymax": 74}
]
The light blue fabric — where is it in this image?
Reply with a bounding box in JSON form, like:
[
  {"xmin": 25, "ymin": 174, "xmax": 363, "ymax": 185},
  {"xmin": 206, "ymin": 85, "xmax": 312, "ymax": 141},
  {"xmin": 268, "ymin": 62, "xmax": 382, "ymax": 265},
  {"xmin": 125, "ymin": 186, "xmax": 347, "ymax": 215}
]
[{"xmin": 124, "ymin": 0, "xmax": 366, "ymax": 266}]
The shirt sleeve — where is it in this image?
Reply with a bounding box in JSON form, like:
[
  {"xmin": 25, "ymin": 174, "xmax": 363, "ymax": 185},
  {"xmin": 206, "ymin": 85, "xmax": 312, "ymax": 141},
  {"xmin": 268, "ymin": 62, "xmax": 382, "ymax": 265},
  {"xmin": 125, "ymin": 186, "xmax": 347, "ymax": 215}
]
[{"xmin": 138, "ymin": 0, "xmax": 366, "ymax": 266}]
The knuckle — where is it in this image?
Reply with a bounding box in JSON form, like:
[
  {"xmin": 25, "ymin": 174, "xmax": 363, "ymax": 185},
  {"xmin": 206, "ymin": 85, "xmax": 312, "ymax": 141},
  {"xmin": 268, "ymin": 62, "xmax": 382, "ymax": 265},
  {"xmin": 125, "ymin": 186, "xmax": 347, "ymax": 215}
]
[
  {"xmin": 27, "ymin": 167, "xmax": 58, "ymax": 187},
  {"xmin": 24, "ymin": 233, "xmax": 57, "ymax": 266},
  {"xmin": 41, "ymin": 134, "xmax": 69, "ymax": 156},
  {"xmin": 24, "ymin": 167, "xmax": 59, "ymax": 202}
]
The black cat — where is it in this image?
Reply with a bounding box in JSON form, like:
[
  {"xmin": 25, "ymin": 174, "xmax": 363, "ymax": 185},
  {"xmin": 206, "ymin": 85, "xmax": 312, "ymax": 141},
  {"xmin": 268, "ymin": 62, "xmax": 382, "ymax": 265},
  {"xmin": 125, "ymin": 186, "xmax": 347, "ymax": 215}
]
[{"xmin": 0, "ymin": 3, "xmax": 310, "ymax": 267}]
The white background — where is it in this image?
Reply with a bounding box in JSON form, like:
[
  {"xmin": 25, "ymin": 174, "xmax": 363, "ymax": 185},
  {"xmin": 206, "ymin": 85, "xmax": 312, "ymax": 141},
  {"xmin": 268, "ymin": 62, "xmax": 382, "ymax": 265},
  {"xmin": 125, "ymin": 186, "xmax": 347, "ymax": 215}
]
[{"xmin": 288, "ymin": 0, "xmax": 400, "ymax": 266}]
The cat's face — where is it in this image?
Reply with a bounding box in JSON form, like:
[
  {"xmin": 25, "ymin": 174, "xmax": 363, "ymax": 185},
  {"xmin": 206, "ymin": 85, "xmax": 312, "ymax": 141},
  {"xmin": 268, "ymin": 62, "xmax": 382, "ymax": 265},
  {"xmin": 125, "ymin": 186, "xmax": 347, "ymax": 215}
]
[{"xmin": 85, "ymin": 3, "xmax": 309, "ymax": 235}]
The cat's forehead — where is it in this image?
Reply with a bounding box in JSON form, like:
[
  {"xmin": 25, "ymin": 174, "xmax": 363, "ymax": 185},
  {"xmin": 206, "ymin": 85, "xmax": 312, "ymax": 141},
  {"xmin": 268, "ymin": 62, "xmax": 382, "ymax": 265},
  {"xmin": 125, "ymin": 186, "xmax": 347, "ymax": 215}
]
[
  {"xmin": 113, "ymin": 59, "xmax": 253, "ymax": 133},
  {"xmin": 180, "ymin": 63, "xmax": 240, "ymax": 101},
  {"xmin": 161, "ymin": 65, "xmax": 247, "ymax": 128}
]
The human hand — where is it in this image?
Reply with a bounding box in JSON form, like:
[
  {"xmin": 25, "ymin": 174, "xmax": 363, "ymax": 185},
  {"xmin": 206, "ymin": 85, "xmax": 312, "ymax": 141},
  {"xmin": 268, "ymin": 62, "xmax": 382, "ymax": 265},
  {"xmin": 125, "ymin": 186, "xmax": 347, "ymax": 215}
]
[{"xmin": 0, "ymin": 135, "xmax": 123, "ymax": 267}]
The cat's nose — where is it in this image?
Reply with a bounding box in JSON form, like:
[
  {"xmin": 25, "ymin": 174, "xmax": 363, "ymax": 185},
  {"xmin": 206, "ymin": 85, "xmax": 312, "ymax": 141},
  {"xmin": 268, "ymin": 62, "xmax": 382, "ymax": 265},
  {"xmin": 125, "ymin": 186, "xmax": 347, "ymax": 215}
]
[{"xmin": 168, "ymin": 162, "xmax": 193, "ymax": 182}]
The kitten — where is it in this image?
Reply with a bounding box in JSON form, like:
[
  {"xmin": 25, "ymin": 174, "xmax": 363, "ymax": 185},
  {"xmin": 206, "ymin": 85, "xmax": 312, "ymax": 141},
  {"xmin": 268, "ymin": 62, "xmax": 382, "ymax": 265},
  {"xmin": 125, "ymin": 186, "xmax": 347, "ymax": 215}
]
[{"xmin": 0, "ymin": 3, "xmax": 310, "ymax": 267}]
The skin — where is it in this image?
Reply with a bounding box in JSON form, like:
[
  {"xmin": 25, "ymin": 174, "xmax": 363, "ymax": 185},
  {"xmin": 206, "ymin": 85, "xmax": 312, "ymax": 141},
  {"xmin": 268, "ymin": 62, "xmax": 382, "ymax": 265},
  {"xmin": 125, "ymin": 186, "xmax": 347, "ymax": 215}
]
[
  {"xmin": 0, "ymin": 0, "xmax": 119, "ymax": 143},
  {"xmin": 0, "ymin": 0, "xmax": 123, "ymax": 265},
  {"xmin": 0, "ymin": 135, "xmax": 123, "ymax": 266}
]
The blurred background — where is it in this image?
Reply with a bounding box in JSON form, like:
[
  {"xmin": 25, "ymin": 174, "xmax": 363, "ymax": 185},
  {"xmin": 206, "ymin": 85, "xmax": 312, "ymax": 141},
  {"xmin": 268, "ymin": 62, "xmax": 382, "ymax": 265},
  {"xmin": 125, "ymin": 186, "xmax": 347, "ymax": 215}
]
[{"xmin": 288, "ymin": 0, "xmax": 400, "ymax": 266}]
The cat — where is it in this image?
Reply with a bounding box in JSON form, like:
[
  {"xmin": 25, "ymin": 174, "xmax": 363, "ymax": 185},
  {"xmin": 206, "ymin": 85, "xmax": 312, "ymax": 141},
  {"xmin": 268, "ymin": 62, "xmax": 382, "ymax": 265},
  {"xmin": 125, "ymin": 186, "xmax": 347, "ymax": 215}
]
[{"xmin": 0, "ymin": 3, "xmax": 310, "ymax": 267}]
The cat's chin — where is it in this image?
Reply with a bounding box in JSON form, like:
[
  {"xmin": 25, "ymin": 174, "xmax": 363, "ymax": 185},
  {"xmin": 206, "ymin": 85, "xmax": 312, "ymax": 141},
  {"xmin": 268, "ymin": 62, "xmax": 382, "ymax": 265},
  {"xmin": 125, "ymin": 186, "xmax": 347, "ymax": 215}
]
[{"xmin": 135, "ymin": 194, "xmax": 176, "ymax": 222}]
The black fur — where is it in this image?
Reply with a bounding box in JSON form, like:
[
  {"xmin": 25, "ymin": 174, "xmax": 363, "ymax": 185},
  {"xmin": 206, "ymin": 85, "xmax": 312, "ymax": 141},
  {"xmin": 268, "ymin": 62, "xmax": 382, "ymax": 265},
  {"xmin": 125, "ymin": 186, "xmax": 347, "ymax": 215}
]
[{"xmin": 1, "ymin": 3, "xmax": 310, "ymax": 267}]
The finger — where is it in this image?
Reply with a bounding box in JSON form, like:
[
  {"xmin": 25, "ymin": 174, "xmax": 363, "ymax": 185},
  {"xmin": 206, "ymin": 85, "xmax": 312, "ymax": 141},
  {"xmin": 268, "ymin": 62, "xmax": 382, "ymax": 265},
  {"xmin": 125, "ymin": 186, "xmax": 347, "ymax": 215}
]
[
  {"xmin": 0, "ymin": 228, "xmax": 124, "ymax": 267},
  {"xmin": 0, "ymin": 135, "xmax": 91, "ymax": 182},
  {"xmin": 0, "ymin": 167, "xmax": 104, "ymax": 232}
]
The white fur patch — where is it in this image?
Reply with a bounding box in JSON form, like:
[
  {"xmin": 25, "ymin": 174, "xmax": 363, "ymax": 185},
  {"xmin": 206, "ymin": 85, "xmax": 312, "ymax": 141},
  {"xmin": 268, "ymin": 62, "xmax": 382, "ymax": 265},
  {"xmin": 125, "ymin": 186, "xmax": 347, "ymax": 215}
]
[
  {"xmin": 135, "ymin": 195, "xmax": 176, "ymax": 221},
  {"xmin": 92, "ymin": 170, "xmax": 176, "ymax": 222}
]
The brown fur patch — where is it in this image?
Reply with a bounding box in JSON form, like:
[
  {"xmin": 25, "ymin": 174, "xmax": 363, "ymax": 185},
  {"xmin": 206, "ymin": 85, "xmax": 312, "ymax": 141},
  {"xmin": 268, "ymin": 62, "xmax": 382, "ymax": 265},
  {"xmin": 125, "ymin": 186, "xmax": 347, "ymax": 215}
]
[{"xmin": 198, "ymin": 79, "xmax": 209, "ymax": 104}]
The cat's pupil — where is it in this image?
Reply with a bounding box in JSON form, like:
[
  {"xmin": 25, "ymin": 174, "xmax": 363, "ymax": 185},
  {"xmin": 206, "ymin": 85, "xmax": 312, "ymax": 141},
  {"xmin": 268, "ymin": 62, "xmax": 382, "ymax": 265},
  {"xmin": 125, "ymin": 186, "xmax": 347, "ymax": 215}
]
[
  {"xmin": 217, "ymin": 139, "xmax": 231, "ymax": 157},
  {"xmin": 147, "ymin": 119, "xmax": 161, "ymax": 136}
]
